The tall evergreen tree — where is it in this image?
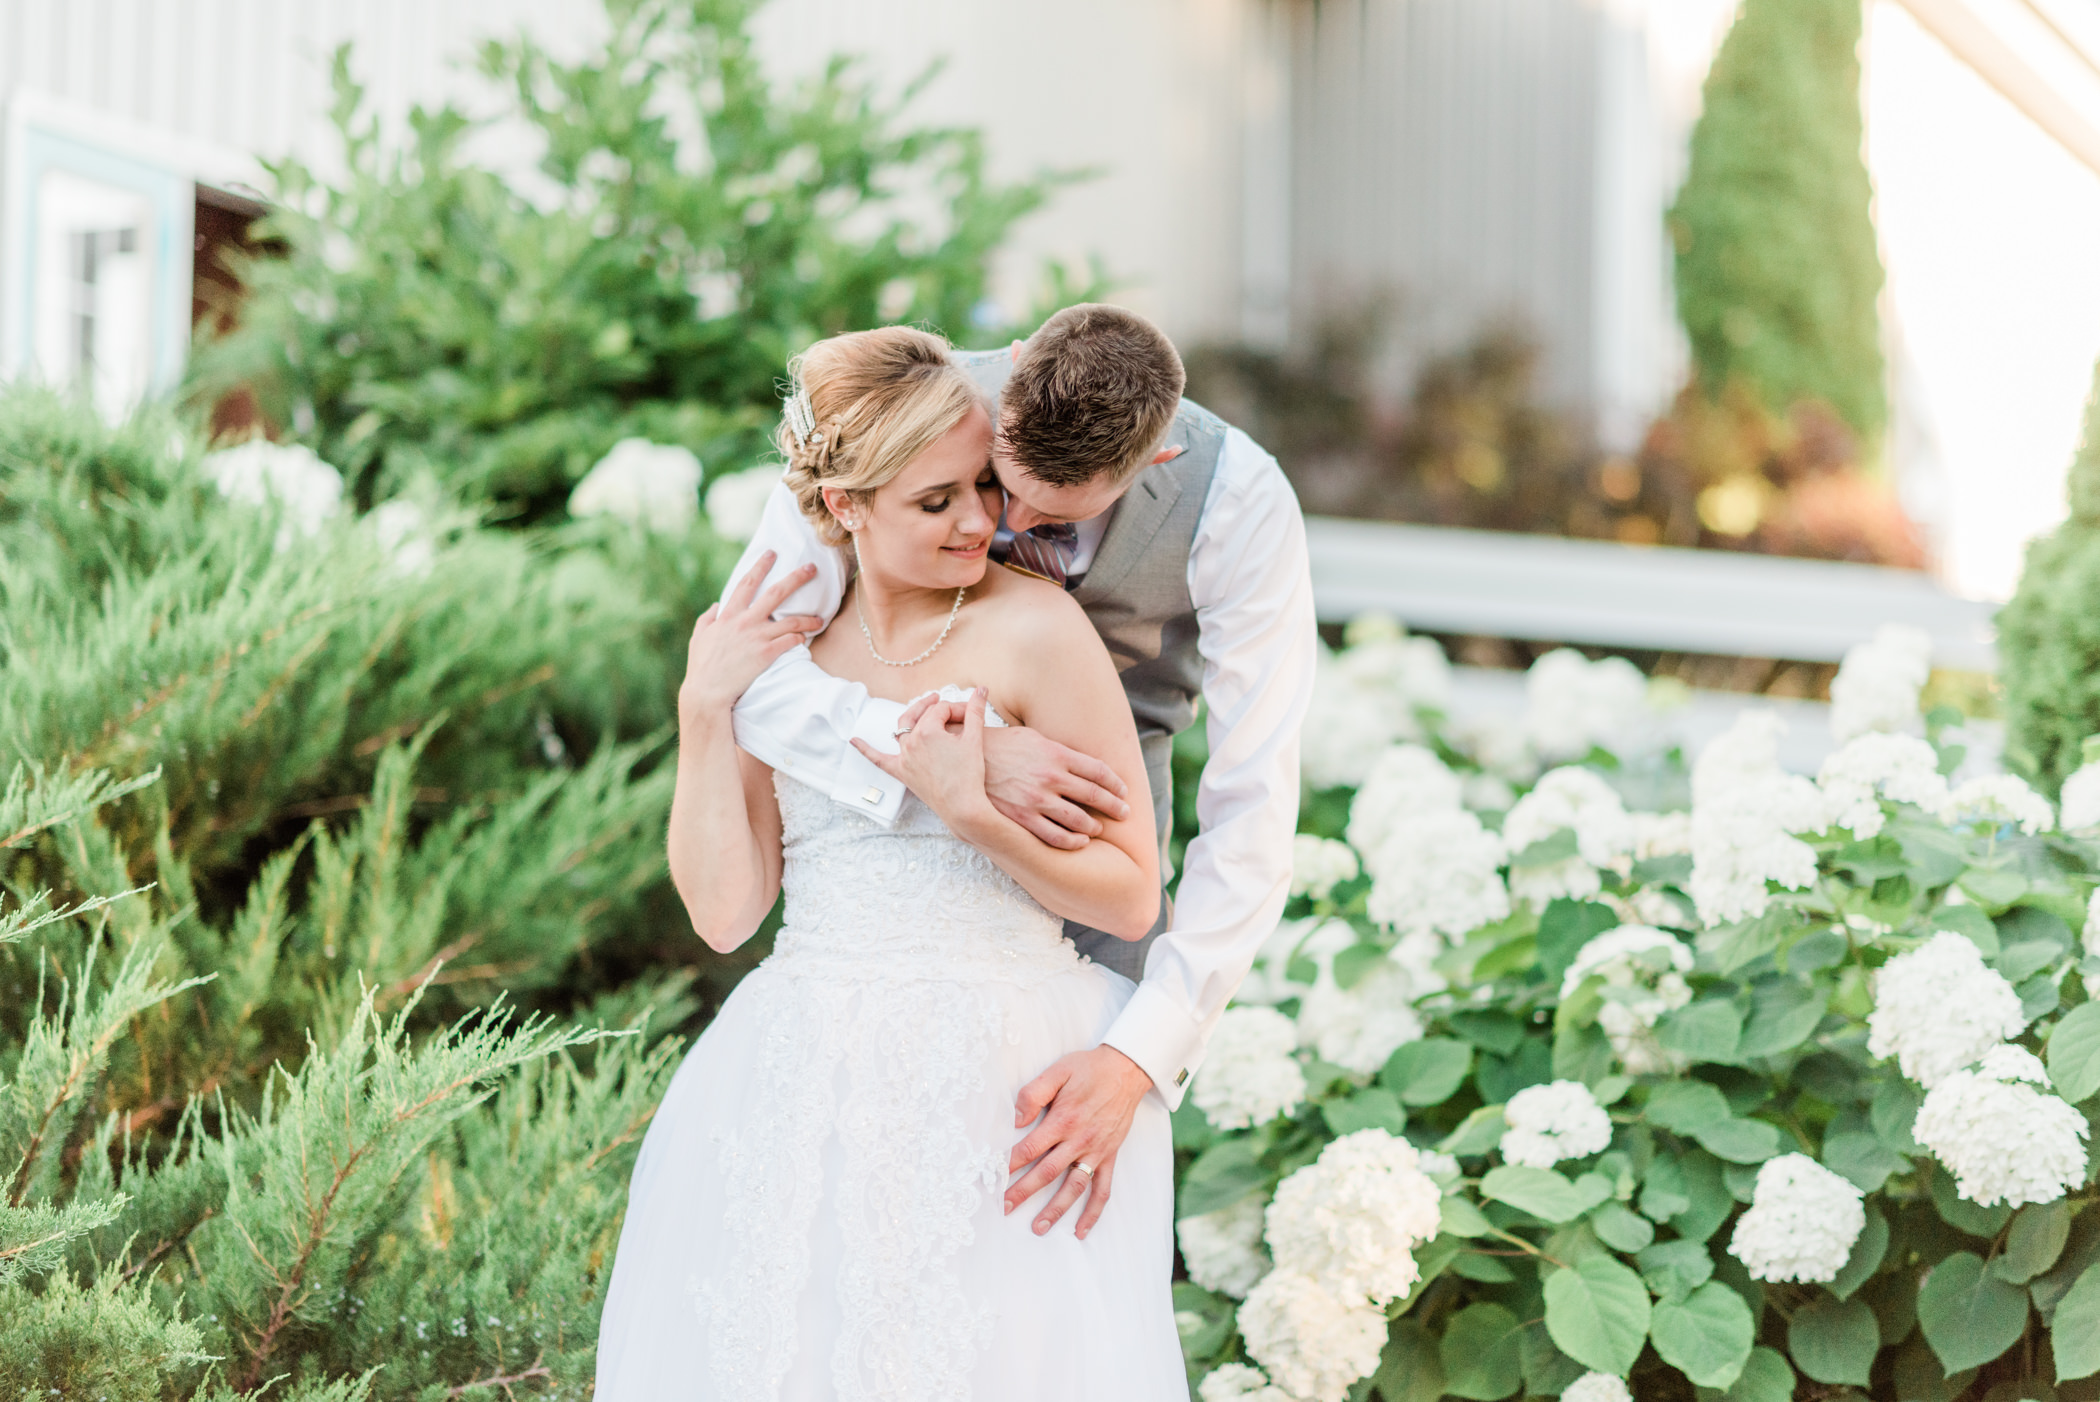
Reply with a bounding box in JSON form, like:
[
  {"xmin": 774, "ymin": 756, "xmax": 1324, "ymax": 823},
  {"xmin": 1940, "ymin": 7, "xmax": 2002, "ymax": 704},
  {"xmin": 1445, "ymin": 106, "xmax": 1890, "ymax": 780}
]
[
  {"xmin": 1667, "ymin": 0, "xmax": 1887, "ymax": 439},
  {"xmin": 1999, "ymin": 359, "xmax": 2100, "ymax": 794}
]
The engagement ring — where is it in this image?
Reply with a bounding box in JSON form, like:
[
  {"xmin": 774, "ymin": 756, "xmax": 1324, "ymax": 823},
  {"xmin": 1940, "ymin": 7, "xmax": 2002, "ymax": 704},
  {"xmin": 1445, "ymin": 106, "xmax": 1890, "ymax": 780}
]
[{"xmin": 892, "ymin": 722, "xmax": 913, "ymax": 736}]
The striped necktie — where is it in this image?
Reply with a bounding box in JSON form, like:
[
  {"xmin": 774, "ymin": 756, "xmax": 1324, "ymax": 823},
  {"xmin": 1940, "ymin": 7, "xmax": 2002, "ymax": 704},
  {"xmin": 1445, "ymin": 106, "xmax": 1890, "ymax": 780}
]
[{"xmin": 1005, "ymin": 521, "xmax": 1079, "ymax": 588}]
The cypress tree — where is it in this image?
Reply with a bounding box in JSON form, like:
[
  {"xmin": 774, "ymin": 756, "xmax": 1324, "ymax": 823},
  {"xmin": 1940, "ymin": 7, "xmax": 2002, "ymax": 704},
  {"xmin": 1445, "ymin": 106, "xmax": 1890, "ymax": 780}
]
[
  {"xmin": 1999, "ymin": 360, "xmax": 2100, "ymax": 794},
  {"xmin": 1668, "ymin": 0, "xmax": 1887, "ymax": 439}
]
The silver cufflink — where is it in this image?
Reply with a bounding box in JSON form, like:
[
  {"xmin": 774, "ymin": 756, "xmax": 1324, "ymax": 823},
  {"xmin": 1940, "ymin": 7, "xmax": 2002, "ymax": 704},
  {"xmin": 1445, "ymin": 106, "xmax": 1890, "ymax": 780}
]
[
  {"xmin": 862, "ymin": 786, "xmax": 882, "ymax": 804},
  {"xmin": 1174, "ymin": 1068, "xmax": 1189, "ymax": 1087}
]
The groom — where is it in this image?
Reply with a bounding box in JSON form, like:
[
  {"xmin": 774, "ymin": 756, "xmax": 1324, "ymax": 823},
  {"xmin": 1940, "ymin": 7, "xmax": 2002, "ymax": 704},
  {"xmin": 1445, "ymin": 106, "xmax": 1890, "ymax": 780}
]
[{"xmin": 727, "ymin": 303, "xmax": 1316, "ymax": 1239}]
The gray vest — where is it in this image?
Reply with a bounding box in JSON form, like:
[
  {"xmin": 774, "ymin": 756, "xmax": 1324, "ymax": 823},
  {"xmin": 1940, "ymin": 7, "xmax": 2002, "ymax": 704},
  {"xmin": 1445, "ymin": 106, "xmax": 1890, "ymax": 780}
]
[{"xmin": 959, "ymin": 348, "xmax": 1224, "ymax": 978}]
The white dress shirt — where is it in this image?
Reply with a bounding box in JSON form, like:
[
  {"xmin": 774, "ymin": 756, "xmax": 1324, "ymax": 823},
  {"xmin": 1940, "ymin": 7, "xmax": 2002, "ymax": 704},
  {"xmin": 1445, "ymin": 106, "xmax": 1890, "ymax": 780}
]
[{"xmin": 724, "ymin": 427, "xmax": 1317, "ymax": 1107}]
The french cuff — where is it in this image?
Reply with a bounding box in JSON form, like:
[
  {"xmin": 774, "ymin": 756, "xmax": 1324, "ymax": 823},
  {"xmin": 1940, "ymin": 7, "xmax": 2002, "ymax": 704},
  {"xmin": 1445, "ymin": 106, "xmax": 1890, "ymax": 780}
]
[
  {"xmin": 1100, "ymin": 981, "xmax": 1207, "ymax": 1112},
  {"xmin": 832, "ymin": 699, "xmax": 909, "ymax": 826}
]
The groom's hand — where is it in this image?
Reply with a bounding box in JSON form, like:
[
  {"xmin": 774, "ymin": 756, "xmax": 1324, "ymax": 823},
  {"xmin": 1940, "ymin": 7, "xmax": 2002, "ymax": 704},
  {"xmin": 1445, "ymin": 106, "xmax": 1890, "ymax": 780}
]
[
  {"xmin": 981, "ymin": 726, "xmax": 1131, "ymax": 851},
  {"xmin": 1006, "ymin": 1044, "xmax": 1154, "ymax": 1240}
]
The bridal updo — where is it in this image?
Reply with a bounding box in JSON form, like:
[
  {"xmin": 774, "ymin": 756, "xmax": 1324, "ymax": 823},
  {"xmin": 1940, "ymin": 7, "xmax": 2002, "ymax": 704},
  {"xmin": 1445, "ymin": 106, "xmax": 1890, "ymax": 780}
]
[{"xmin": 777, "ymin": 326, "xmax": 985, "ymax": 547}]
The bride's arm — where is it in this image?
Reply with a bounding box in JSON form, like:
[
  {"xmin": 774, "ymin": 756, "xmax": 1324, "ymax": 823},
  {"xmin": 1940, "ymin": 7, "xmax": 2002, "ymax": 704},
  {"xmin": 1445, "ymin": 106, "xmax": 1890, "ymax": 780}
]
[
  {"xmin": 668, "ymin": 554, "xmax": 818, "ymax": 952},
  {"xmin": 856, "ymin": 596, "xmax": 1160, "ymax": 939},
  {"xmin": 669, "ymin": 716, "xmax": 783, "ymax": 953}
]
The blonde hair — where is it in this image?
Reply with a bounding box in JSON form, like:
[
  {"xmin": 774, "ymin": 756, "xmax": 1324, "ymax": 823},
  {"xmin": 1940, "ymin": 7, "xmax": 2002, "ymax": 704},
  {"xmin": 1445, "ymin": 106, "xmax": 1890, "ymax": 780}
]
[{"xmin": 777, "ymin": 326, "xmax": 985, "ymax": 547}]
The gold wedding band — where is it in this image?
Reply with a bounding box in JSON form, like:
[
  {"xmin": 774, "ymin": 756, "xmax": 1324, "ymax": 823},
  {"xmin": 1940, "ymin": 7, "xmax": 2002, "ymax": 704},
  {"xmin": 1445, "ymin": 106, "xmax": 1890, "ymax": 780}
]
[{"xmin": 1073, "ymin": 1161, "xmax": 1096, "ymax": 1179}]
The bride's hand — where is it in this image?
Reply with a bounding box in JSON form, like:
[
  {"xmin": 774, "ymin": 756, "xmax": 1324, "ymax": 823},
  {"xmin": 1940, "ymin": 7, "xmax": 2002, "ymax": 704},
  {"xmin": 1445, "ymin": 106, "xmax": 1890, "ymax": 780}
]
[
  {"xmin": 854, "ymin": 688, "xmax": 998, "ymax": 831},
  {"xmin": 677, "ymin": 551, "xmax": 823, "ymax": 724}
]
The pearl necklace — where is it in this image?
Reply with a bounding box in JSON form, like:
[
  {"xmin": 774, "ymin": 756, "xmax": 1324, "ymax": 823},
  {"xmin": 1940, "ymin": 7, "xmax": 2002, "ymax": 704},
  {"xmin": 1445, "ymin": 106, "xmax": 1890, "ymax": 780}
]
[{"xmin": 857, "ymin": 585, "xmax": 967, "ymax": 667}]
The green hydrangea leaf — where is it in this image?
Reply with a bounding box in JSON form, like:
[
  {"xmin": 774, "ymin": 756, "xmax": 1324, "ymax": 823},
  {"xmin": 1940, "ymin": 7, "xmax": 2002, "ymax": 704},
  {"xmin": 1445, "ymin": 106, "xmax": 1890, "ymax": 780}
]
[
  {"xmin": 1733, "ymin": 979, "xmax": 1829, "ymax": 1060},
  {"xmin": 1543, "ymin": 1255, "xmax": 1651, "ymax": 1376},
  {"xmin": 1637, "ymin": 1238, "xmax": 1715, "ymax": 1304},
  {"xmin": 1590, "ymin": 1202, "xmax": 1655, "ymax": 1253},
  {"xmin": 1440, "ymin": 1106, "xmax": 1508, "ymax": 1157},
  {"xmin": 1383, "ymin": 1038, "xmax": 1473, "ymax": 1106},
  {"xmin": 1439, "ymin": 1195, "xmax": 1495, "ymax": 1239},
  {"xmin": 1322, "ymin": 1086, "xmax": 1407, "ymax": 1138},
  {"xmin": 1439, "ymin": 1302, "xmax": 1526, "ymax": 1400},
  {"xmin": 1917, "ymin": 1251, "xmax": 2030, "ymax": 1375},
  {"xmin": 1821, "ymin": 1130, "xmax": 1907, "ymax": 1192},
  {"xmin": 1693, "ymin": 1346, "xmax": 1795, "ymax": 1402},
  {"xmin": 1656, "ymin": 1000, "xmax": 1744, "ymax": 1062},
  {"xmin": 2050, "ymin": 1259, "xmax": 2100, "ymax": 1380},
  {"xmin": 1376, "ymin": 1319, "xmax": 1446, "ymax": 1402},
  {"xmin": 1176, "ymin": 1137, "xmax": 1266, "ymax": 1216},
  {"xmin": 1689, "ymin": 1117, "xmax": 1782, "ymax": 1164},
  {"xmin": 2049, "ymin": 1002, "xmax": 2100, "ymax": 1105},
  {"xmin": 1481, "ymin": 1166, "xmax": 1609, "ymax": 1224},
  {"xmin": 1537, "ymin": 900, "xmax": 1621, "ymax": 983},
  {"xmin": 1645, "ymin": 1080, "xmax": 1731, "ymax": 1134},
  {"xmin": 1995, "ymin": 1200, "xmax": 2073, "ymax": 1284},
  {"xmin": 1650, "ymin": 1280, "xmax": 1755, "ymax": 1388},
  {"xmin": 1829, "ymin": 1205, "xmax": 1889, "ymax": 1301},
  {"xmin": 1788, "ymin": 1295, "xmax": 1879, "ymax": 1385}
]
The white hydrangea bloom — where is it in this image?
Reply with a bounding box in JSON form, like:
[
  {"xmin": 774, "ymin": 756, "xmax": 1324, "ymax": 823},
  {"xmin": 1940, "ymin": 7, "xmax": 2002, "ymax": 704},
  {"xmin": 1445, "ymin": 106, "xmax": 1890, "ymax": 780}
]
[
  {"xmin": 1362, "ymin": 809, "xmax": 1510, "ymax": 941},
  {"xmin": 1688, "ymin": 712, "xmax": 1826, "ymax": 924},
  {"xmin": 203, "ymin": 439, "xmax": 344, "ymax": 541},
  {"xmin": 1346, "ymin": 744, "xmax": 1467, "ymax": 856},
  {"xmin": 1562, "ymin": 1374, "xmax": 1633, "ymax": 1402},
  {"xmin": 1291, "ymin": 835, "xmax": 1360, "ymax": 901},
  {"xmin": 1453, "ymin": 712, "xmax": 1540, "ymax": 787},
  {"xmin": 367, "ymin": 499, "xmax": 435, "ymax": 578},
  {"xmin": 1417, "ymin": 1149, "xmax": 1461, "ymax": 1180},
  {"xmin": 1913, "ymin": 1045, "xmax": 2089, "ymax": 1207},
  {"xmin": 1386, "ymin": 928, "xmax": 1451, "ymax": 1001},
  {"xmin": 1561, "ymin": 925, "xmax": 1694, "ymax": 1075},
  {"xmin": 1300, "ymin": 633, "xmax": 1452, "ymax": 790},
  {"xmin": 2063, "ymin": 763, "xmax": 2100, "ymax": 833},
  {"xmin": 1503, "ymin": 766, "xmax": 1637, "ymax": 907},
  {"xmin": 569, "ymin": 438, "xmax": 702, "ymax": 531},
  {"xmin": 1630, "ymin": 810, "xmax": 1693, "ymax": 860},
  {"xmin": 1816, "ymin": 732, "xmax": 1955, "ymax": 839},
  {"xmin": 1265, "ymin": 1130, "xmax": 1443, "ymax": 1306},
  {"xmin": 1608, "ymin": 887, "xmax": 1690, "ymax": 930},
  {"xmin": 1952, "ymin": 774, "xmax": 2054, "ymax": 835},
  {"xmin": 702, "ymin": 465, "xmax": 781, "ymax": 541},
  {"xmin": 1198, "ymin": 1364, "xmax": 1294, "ymax": 1402},
  {"xmin": 1867, "ymin": 932, "xmax": 2027, "ymax": 1087},
  {"xmin": 1238, "ymin": 1269, "xmax": 1388, "ymax": 1402},
  {"xmin": 1463, "ymin": 771, "xmax": 1518, "ymax": 812},
  {"xmin": 1194, "ymin": 1007, "xmax": 1308, "ymax": 1130},
  {"xmin": 1177, "ymin": 1196, "xmax": 1271, "ymax": 1298},
  {"xmin": 1296, "ymin": 959, "xmax": 1426, "ymax": 1075},
  {"xmin": 1525, "ymin": 649, "xmax": 1651, "ymax": 761},
  {"xmin": 1829, "ymin": 624, "xmax": 1933, "ymax": 742},
  {"xmin": 1727, "ymin": 1153, "xmax": 1866, "ymax": 1283},
  {"xmin": 1500, "ymin": 1080, "xmax": 1613, "ymax": 1168}
]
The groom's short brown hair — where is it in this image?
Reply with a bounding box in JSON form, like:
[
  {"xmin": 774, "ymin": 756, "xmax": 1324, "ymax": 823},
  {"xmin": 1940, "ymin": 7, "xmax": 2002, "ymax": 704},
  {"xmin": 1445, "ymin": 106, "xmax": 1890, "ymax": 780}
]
[{"xmin": 1000, "ymin": 304, "xmax": 1185, "ymax": 487}]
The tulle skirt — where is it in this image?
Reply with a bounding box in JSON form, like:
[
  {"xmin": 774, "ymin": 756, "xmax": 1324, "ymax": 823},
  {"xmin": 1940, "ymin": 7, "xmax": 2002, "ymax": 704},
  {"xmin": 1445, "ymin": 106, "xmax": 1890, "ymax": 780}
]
[{"xmin": 594, "ymin": 953, "xmax": 1188, "ymax": 1402}]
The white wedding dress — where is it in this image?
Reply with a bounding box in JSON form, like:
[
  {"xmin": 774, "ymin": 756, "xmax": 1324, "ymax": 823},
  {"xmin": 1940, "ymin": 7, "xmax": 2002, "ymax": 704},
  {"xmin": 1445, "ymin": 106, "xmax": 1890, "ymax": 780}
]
[{"xmin": 595, "ymin": 744, "xmax": 1188, "ymax": 1400}]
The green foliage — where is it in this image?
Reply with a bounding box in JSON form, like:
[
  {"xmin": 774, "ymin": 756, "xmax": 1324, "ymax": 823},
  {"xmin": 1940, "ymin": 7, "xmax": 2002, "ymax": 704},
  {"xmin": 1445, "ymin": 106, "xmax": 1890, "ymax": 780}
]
[
  {"xmin": 1667, "ymin": 0, "xmax": 1887, "ymax": 439},
  {"xmin": 189, "ymin": 0, "xmax": 1091, "ymax": 520},
  {"xmin": 2001, "ymin": 359, "xmax": 2100, "ymax": 796},
  {"xmin": 0, "ymin": 391, "xmax": 705, "ymax": 1395},
  {"xmin": 1178, "ymin": 634, "xmax": 2100, "ymax": 1401}
]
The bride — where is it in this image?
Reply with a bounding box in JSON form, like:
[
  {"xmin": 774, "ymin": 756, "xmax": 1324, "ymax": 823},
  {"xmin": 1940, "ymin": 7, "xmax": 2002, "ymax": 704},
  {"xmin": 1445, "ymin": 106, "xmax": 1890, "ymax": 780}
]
[{"xmin": 594, "ymin": 326, "xmax": 1190, "ymax": 1401}]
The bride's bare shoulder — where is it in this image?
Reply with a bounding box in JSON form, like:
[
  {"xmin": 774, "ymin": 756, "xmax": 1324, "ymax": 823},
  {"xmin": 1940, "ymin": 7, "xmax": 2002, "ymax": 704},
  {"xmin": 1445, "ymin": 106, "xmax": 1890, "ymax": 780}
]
[
  {"xmin": 974, "ymin": 560, "xmax": 1094, "ymax": 634},
  {"xmin": 966, "ymin": 563, "xmax": 1109, "ymax": 696}
]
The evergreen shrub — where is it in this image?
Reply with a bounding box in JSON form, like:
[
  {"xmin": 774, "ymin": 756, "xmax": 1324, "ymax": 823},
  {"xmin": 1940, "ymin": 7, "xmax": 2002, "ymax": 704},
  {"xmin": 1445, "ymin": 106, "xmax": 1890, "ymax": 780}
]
[{"xmin": 2001, "ymin": 362, "xmax": 2100, "ymax": 798}]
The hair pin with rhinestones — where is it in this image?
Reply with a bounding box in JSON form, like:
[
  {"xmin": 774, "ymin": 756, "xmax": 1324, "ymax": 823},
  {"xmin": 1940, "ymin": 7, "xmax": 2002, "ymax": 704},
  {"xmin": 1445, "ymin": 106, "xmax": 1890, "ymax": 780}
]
[{"xmin": 783, "ymin": 385, "xmax": 816, "ymax": 446}]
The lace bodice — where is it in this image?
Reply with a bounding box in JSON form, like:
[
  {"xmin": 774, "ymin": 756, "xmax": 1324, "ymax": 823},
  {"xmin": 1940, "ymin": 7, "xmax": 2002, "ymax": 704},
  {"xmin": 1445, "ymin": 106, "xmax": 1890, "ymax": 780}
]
[{"xmin": 771, "ymin": 771, "xmax": 1080, "ymax": 985}]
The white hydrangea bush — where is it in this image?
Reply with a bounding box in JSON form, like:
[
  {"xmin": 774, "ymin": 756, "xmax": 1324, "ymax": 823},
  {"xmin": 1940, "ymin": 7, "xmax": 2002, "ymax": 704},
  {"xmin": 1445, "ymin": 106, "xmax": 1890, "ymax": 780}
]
[{"xmin": 1173, "ymin": 622, "xmax": 2100, "ymax": 1400}]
